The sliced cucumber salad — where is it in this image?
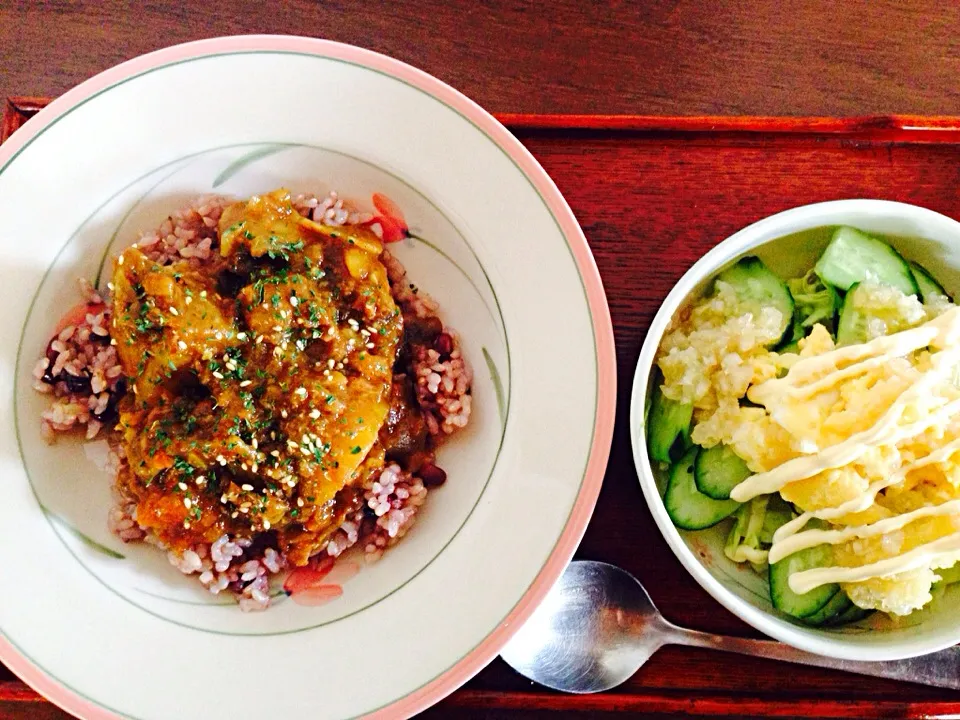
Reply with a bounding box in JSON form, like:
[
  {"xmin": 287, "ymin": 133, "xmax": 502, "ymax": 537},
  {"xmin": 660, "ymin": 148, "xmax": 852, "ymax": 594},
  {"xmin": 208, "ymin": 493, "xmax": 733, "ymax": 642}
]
[{"xmin": 646, "ymin": 225, "xmax": 954, "ymax": 626}]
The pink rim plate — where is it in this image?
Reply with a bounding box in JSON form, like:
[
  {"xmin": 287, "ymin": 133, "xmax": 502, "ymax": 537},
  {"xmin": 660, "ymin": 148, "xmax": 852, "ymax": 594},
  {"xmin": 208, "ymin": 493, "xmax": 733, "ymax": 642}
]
[{"xmin": 0, "ymin": 34, "xmax": 617, "ymax": 720}]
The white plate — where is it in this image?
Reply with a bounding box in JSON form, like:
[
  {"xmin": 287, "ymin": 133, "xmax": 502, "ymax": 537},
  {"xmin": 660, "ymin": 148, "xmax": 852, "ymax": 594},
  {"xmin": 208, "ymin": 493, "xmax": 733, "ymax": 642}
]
[{"xmin": 0, "ymin": 36, "xmax": 616, "ymax": 719}]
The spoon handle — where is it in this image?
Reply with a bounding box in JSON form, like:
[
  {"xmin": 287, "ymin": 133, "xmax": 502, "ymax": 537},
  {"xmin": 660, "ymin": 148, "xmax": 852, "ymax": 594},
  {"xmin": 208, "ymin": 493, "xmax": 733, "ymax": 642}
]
[{"xmin": 671, "ymin": 626, "xmax": 960, "ymax": 690}]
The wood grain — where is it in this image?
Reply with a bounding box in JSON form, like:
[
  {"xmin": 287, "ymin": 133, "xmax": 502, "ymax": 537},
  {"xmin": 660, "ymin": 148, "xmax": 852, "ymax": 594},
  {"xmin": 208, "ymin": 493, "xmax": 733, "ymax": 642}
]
[
  {"xmin": 4, "ymin": 0, "xmax": 960, "ymax": 118},
  {"xmin": 8, "ymin": 100, "xmax": 960, "ymax": 717}
]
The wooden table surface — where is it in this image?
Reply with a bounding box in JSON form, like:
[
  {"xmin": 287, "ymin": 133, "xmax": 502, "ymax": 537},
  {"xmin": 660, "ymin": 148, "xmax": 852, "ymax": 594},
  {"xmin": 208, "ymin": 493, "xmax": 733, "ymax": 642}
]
[
  {"xmin": 5, "ymin": 0, "xmax": 960, "ymax": 118},
  {"xmin": 6, "ymin": 2, "xmax": 960, "ymax": 719}
]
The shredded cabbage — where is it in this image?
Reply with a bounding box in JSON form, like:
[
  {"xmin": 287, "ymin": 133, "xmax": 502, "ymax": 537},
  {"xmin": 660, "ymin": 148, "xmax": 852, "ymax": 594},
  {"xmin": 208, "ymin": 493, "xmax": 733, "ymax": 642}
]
[
  {"xmin": 786, "ymin": 269, "xmax": 841, "ymax": 341},
  {"xmin": 724, "ymin": 495, "xmax": 796, "ymax": 572}
]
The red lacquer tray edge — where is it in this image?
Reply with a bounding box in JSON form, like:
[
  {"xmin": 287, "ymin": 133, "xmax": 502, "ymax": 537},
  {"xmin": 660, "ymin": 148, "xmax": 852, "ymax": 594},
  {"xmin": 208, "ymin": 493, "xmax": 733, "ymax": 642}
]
[
  {"xmin": 6, "ymin": 98, "xmax": 960, "ymax": 719},
  {"xmin": 7, "ymin": 97, "xmax": 960, "ymax": 143}
]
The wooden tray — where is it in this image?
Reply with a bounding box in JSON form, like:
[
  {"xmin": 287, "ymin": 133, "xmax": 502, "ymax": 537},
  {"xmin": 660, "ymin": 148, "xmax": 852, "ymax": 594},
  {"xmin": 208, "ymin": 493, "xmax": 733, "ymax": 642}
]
[{"xmin": 7, "ymin": 98, "xmax": 960, "ymax": 719}]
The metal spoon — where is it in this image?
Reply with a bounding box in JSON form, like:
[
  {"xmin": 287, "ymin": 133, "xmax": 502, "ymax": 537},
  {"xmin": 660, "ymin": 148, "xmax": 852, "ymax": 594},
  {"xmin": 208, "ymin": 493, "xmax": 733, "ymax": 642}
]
[{"xmin": 500, "ymin": 560, "xmax": 960, "ymax": 692}]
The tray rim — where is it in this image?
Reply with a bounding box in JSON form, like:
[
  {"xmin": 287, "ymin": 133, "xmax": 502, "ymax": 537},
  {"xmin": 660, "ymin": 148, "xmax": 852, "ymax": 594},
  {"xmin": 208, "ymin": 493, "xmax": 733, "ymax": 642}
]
[{"xmin": 8, "ymin": 97, "xmax": 960, "ymax": 142}]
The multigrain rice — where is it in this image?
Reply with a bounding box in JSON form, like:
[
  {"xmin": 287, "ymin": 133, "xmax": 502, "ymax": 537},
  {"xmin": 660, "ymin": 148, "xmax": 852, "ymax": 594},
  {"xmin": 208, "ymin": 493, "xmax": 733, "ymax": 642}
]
[{"xmin": 34, "ymin": 189, "xmax": 472, "ymax": 610}]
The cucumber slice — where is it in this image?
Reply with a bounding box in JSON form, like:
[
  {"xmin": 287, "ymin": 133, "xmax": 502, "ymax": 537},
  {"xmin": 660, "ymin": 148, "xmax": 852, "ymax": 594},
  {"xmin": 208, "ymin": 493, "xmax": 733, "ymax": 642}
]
[
  {"xmin": 836, "ymin": 282, "xmax": 869, "ymax": 346},
  {"xmin": 769, "ymin": 542, "xmax": 840, "ymax": 618},
  {"xmin": 715, "ymin": 256, "xmax": 794, "ymax": 346},
  {"xmin": 647, "ymin": 381, "xmax": 693, "ymax": 463},
  {"xmin": 665, "ymin": 447, "xmax": 740, "ymax": 530},
  {"xmin": 836, "ymin": 281, "xmax": 926, "ymax": 346},
  {"xmin": 802, "ymin": 591, "xmax": 852, "ymax": 626},
  {"xmin": 759, "ymin": 496, "xmax": 797, "ymax": 544},
  {"xmin": 909, "ymin": 261, "xmax": 952, "ymax": 303},
  {"xmin": 694, "ymin": 443, "xmax": 752, "ymax": 500},
  {"xmin": 824, "ymin": 604, "xmax": 874, "ymax": 627},
  {"xmin": 815, "ymin": 226, "xmax": 918, "ymax": 297}
]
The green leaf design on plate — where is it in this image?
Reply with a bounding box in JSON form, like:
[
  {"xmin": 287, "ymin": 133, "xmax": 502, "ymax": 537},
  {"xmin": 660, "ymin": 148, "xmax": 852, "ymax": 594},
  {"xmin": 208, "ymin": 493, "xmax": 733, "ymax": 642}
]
[
  {"xmin": 93, "ymin": 159, "xmax": 191, "ymax": 287},
  {"xmin": 483, "ymin": 347, "xmax": 506, "ymax": 429},
  {"xmin": 42, "ymin": 505, "xmax": 124, "ymax": 560},
  {"xmin": 212, "ymin": 143, "xmax": 295, "ymax": 188},
  {"xmin": 133, "ymin": 586, "xmax": 287, "ymax": 607},
  {"xmin": 407, "ymin": 232, "xmax": 499, "ymax": 328}
]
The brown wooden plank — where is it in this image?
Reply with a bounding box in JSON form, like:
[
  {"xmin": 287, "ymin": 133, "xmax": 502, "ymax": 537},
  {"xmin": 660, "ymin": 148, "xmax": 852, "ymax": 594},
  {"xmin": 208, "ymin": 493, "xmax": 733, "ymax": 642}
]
[{"xmin": 3, "ymin": 1, "xmax": 960, "ymax": 119}]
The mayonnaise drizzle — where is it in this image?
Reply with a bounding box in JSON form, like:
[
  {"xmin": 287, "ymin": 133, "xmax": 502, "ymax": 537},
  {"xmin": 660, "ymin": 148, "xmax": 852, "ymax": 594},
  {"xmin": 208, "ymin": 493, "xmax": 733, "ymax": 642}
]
[
  {"xmin": 726, "ymin": 305, "xmax": 960, "ymax": 595},
  {"xmin": 790, "ymin": 535, "xmax": 960, "ymax": 595}
]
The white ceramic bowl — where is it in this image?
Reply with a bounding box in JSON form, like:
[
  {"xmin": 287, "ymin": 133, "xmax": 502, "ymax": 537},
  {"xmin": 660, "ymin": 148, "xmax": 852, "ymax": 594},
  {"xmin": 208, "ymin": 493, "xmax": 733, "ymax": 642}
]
[
  {"xmin": 0, "ymin": 36, "xmax": 616, "ymax": 719},
  {"xmin": 630, "ymin": 199, "xmax": 960, "ymax": 662}
]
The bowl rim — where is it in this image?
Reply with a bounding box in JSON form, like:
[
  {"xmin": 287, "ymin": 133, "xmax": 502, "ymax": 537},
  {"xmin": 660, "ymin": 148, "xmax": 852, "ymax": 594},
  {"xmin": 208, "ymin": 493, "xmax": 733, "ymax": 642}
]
[
  {"xmin": 0, "ymin": 35, "xmax": 617, "ymax": 719},
  {"xmin": 630, "ymin": 198, "xmax": 960, "ymax": 662}
]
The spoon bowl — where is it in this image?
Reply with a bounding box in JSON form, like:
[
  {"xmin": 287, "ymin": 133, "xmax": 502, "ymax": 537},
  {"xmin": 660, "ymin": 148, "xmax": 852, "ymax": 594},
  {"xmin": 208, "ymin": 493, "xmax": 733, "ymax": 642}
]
[{"xmin": 499, "ymin": 561, "xmax": 666, "ymax": 693}]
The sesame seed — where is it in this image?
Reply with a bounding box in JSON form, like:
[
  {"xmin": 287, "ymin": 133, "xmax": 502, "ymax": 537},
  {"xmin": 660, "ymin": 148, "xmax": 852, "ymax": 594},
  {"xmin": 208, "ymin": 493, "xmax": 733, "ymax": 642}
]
[
  {"xmin": 183, "ymin": 497, "xmax": 192, "ymax": 509},
  {"xmin": 107, "ymin": 282, "xmax": 114, "ymax": 290},
  {"xmin": 280, "ymin": 409, "xmax": 288, "ymax": 418},
  {"xmin": 117, "ymin": 254, "xmax": 124, "ymax": 265},
  {"xmin": 178, "ymin": 482, "xmax": 188, "ymax": 491},
  {"xmin": 297, "ymin": 498, "xmax": 305, "ymax": 507},
  {"xmin": 200, "ymin": 290, "xmax": 207, "ymax": 298},
  {"xmin": 263, "ymin": 519, "xmax": 271, "ymax": 529},
  {"xmin": 220, "ymin": 494, "xmax": 228, "ymax": 503},
  {"xmin": 251, "ymin": 463, "xmax": 258, "ymax": 472},
  {"xmin": 110, "ymin": 338, "xmax": 117, "ymax": 346},
  {"xmin": 241, "ymin": 463, "xmax": 248, "ymax": 471},
  {"xmin": 270, "ymin": 449, "xmax": 280, "ymax": 457},
  {"xmin": 212, "ymin": 371, "xmax": 224, "ymax": 379},
  {"xmin": 237, "ymin": 332, "xmax": 248, "ymax": 340},
  {"xmin": 256, "ymin": 335, "xmax": 265, "ymax": 344},
  {"xmin": 366, "ymin": 342, "xmax": 375, "ymax": 349},
  {"xmin": 196, "ymin": 476, "xmax": 206, "ymax": 486},
  {"xmin": 178, "ymin": 340, "xmax": 188, "ymax": 350},
  {"xmin": 231, "ymin": 511, "xmax": 238, "ymax": 518},
  {"xmin": 241, "ymin": 484, "xmax": 254, "ymax": 491},
  {"xmin": 290, "ymin": 297, "xmax": 299, "ymax": 307},
  {"xmin": 170, "ymin": 307, "xmax": 179, "ymax": 316},
  {"xmin": 327, "ymin": 359, "xmax": 335, "ymax": 369},
  {"xmin": 301, "ymin": 434, "xmax": 310, "ymax": 445},
  {"xmin": 273, "ymin": 325, "xmax": 283, "ymax": 333},
  {"xmin": 239, "ymin": 379, "xmax": 252, "ymax": 387},
  {"xmin": 185, "ymin": 296, "xmax": 193, "ymax": 305},
  {"xmin": 300, "ymin": 446, "xmax": 311, "ymax": 456},
  {"xmin": 309, "ymin": 409, "xmax": 321, "ymax": 419},
  {"xmin": 183, "ymin": 520, "xmax": 191, "ymax": 529},
  {"xmin": 287, "ymin": 440, "xmax": 299, "ymax": 449},
  {"xmin": 251, "ymin": 438, "xmax": 258, "ymax": 449},
  {"xmin": 295, "ymin": 386, "xmax": 308, "ymax": 396}
]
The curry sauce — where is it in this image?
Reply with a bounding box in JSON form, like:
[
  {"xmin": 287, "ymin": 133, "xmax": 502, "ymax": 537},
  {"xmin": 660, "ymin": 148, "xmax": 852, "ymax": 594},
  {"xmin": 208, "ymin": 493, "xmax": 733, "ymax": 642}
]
[{"xmin": 110, "ymin": 189, "xmax": 412, "ymax": 564}]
